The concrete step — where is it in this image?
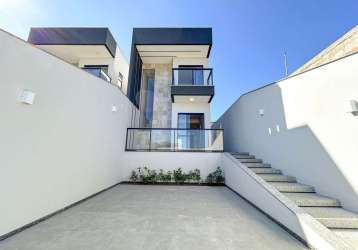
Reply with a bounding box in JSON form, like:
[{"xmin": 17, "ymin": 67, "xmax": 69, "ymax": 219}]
[
  {"xmin": 244, "ymin": 163, "xmax": 271, "ymax": 168},
  {"xmin": 270, "ymin": 182, "xmax": 315, "ymax": 193},
  {"xmin": 332, "ymin": 229, "xmax": 358, "ymax": 247},
  {"xmin": 304, "ymin": 207, "xmax": 358, "ymax": 229},
  {"xmin": 258, "ymin": 174, "xmax": 296, "ymax": 182},
  {"xmin": 284, "ymin": 193, "xmax": 341, "ymax": 207},
  {"xmin": 231, "ymin": 152, "xmax": 250, "ymax": 156},
  {"xmin": 232, "ymin": 155, "xmax": 255, "ymax": 159},
  {"xmin": 251, "ymin": 168, "xmax": 282, "ymax": 174},
  {"xmin": 238, "ymin": 158, "xmax": 263, "ymax": 163}
]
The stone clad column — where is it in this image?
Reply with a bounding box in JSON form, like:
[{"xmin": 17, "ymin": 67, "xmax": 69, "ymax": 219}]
[{"xmin": 152, "ymin": 64, "xmax": 172, "ymax": 128}]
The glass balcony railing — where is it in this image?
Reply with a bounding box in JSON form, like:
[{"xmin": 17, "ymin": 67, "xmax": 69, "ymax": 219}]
[
  {"xmin": 82, "ymin": 67, "xmax": 112, "ymax": 82},
  {"xmin": 172, "ymin": 68, "xmax": 213, "ymax": 86},
  {"xmin": 125, "ymin": 128, "xmax": 223, "ymax": 152}
]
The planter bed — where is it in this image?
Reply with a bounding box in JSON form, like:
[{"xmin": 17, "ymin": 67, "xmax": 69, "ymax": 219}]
[{"xmin": 121, "ymin": 181, "xmax": 225, "ymax": 186}]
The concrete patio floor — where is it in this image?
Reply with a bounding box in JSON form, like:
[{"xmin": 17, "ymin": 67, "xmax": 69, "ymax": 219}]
[{"xmin": 0, "ymin": 185, "xmax": 307, "ymax": 250}]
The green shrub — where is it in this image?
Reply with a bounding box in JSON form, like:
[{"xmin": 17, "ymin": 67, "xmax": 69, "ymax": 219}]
[
  {"xmin": 206, "ymin": 167, "xmax": 225, "ymax": 184},
  {"xmin": 157, "ymin": 169, "xmax": 172, "ymax": 182},
  {"xmin": 129, "ymin": 170, "xmax": 138, "ymax": 182},
  {"xmin": 206, "ymin": 173, "xmax": 215, "ymax": 184},
  {"xmin": 187, "ymin": 169, "xmax": 201, "ymax": 182},
  {"xmin": 130, "ymin": 167, "xmax": 203, "ymax": 184},
  {"xmin": 164, "ymin": 171, "xmax": 172, "ymax": 182},
  {"xmin": 173, "ymin": 168, "xmax": 186, "ymax": 183},
  {"xmin": 142, "ymin": 167, "xmax": 157, "ymax": 183}
]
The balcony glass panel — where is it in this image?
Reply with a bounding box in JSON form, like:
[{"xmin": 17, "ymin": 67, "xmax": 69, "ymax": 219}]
[
  {"xmin": 126, "ymin": 128, "xmax": 223, "ymax": 152},
  {"xmin": 126, "ymin": 129, "xmax": 151, "ymax": 151},
  {"xmin": 172, "ymin": 68, "xmax": 213, "ymax": 86}
]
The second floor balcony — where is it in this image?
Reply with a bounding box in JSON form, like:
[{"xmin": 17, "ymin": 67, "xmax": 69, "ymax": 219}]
[{"xmin": 171, "ymin": 68, "xmax": 215, "ymax": 103}]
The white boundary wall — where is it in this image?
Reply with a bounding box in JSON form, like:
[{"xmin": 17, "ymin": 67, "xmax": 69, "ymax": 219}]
[
  {"xmin": 216, "ymin": 53, "xmax": 358, "ymax": 212},
  {"xmin": 120, "ymin": 152, "xmax": 221, "ymax": 181},
  {"xmin": 0, "ymin": 30, "xmax": 137, "ymax": 236}
]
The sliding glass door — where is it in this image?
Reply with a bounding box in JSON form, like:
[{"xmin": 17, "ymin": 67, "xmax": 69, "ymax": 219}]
[{"xmin": 177, "ymin": 113, "xmax": 205, "ymax": 150}]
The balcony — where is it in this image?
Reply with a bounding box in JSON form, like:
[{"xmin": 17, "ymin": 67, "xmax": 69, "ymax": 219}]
[
  {"xmin": 125, "ymin": 128, "xmax": 223, "ymax": 152},
  {"xmin": 82, "ymin": 67, "xmax": 112, "ymax": 82},
  {"xmin": 171, "ymin": 68, "xmax": 214, "ymax": 103}
]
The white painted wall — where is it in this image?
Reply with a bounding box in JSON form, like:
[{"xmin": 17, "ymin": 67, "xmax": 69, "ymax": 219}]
[
  {"xmin": 0, "ymin": 29, "xmax": 138, "ymax": 236},
  {"xmin": 216, "ymin": 54, "xmax": 358, "ymax": 212},
  {"xmin": 171, "ymin": 102, "xmax": 211, "ymax": 128},
  {"xmin": 172, "ymin": 57, "xmax": 209, "ymax": 68},
  {"xmin": 120, "ymin": 152, "xmax": 221, "ymax": 181}
]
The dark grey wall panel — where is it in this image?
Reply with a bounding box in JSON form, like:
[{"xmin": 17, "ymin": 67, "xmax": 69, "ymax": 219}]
[
  {"xmin": 28, "ymin": 27, "xmax": 117, "ymax": 57},
  {"xmin": 171, "ymin": 85, "xmax": 215, "ymax": 103},
  {"xmin": 132, "ymin": 28, "xmax": 212, "ymax": 46}
]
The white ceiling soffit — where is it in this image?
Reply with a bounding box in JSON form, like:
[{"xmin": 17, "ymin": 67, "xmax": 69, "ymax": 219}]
[
  {"xmin": 36, "ymin": 45, "xmax": 112, "ymax": 64},
  {"xmin": 173, "ymin": 95, "xmax": 211, "ymax": 103},
  {"xmin": 136, "ymin": 45, "xmax": 209, "ymax": 63}
]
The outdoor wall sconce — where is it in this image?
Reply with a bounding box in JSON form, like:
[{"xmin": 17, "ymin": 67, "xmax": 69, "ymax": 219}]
[
  {"xmin": 259, "ymin": 109, "xmax": 264, "ymax": 117},
  {"xmin": 344, "ymin": 100, "xmax": 358, "ymax": 115},
  {"xmin": 20, "ymin": 90, "xmax": 36, "ymax": 105}
]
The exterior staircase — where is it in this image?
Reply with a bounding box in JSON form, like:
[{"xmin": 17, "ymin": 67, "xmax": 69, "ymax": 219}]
[{"xmin": 230, "ymin": 152, "xmax": 358, "ymax": 245}]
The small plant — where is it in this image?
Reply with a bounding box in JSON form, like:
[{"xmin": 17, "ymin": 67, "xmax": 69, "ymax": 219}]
[
  {"xmin": 157, "ymin": 169, "xmax": 166, "ymax": 182},
  {"xmin": 187, "ymin": 169, "xmax": 201, "ymax": 182},
  {"xmin": 129, "ymin": 170, "xmax": 138, "ymax": 182},
  {"xmin": 157, "ymin": 169, "xmax": 172, "ymax": 182},
  {"xmin": 206, "ymin": 173, "xmax": 215, "ymax": 184},
  {"xmin": 173, "ymin": 168, "xmax": 186, "ymax": 183},
  {"xmin": 206, "ymin": 167, "xmax": 225, "ymax": 184},
  {"xmin": 142, "ymin": 166, "xmax": 157, "ymax": 183},
  {"xmin": 164, "ymin": 171, "xmax": 172, "ymax": 182}
]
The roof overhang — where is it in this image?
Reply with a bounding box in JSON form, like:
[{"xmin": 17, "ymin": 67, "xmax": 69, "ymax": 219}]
[
  {"xmin": 28, "ymin": 27, "xmax": 117, "ymax": 59},
  {"xmin": 136, "ymin": 44, "xmax": 210, "ymax": 63},
  {"xmin": 132, "ymin": 28, "xmax": 212, "ymax": 63}
]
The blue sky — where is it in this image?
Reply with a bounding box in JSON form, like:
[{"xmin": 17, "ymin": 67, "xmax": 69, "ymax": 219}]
[{"xmin": 1, "ymin": 0, "xmax": 357, "ymax": 120}]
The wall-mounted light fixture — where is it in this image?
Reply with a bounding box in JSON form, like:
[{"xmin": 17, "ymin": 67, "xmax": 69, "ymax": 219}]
[
  {"xmin": 20, "ymin": 90, "xmax": 36, "ymax": 105},
  {"xmin": 344, "ymin": 100, "xmax": 358, "ymax": 115},
  {"xmin": 259, "ymin": 109, "xmax": 264, "ymax": 117},
  {"xmin": 111, "ymin": 105, "xmax": 117, "ymax": 112}
]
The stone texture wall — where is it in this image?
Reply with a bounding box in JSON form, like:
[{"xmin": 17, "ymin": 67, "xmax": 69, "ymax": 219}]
[
  {"xmin": 292, "ymin": 25, "xmax": 358, "ymax": 75},
  {"xmin": 152, "ymin": 64, "xmax": 172, "ymax": 127},
  {"xmin": 142, "ymin": 63, "xmax": 172, "ymax": 128}
]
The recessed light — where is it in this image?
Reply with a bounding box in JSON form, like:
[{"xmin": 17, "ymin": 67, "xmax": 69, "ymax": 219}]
[{"xmin": 189, "ymin": 98, "xmax": 195, "ymax": 102}]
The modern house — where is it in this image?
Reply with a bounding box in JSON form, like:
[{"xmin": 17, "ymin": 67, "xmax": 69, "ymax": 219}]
[
  {"xmin": 0, "ymin": 25, "xmax": 358, "ymax": 249},
  {"xmin": 125, "ymin": 28, "xmax": 222, "ymax": 152}
]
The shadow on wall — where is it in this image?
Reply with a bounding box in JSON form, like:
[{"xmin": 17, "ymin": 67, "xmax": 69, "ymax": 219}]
[{"xmin": 217, "ymin": 55, "xmax": 358, "ymax": 212}]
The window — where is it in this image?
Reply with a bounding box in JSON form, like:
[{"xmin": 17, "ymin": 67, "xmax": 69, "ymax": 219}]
[
  {"xmin": 82, "ymin": 65, "xmax": 111, "ymax": 82},
  {"xmin": 139, "ymin": 69, "xmax": 155, "ymax": 128}
]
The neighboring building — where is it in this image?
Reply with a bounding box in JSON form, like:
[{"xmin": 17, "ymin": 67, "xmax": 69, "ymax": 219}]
[
  {"xmin": 291, "ymin": 25, "xmax": 358, "ymax": 75},
  {"xmin": 28, "ymin": 27, "xmax": 129, "ymax": 93}
]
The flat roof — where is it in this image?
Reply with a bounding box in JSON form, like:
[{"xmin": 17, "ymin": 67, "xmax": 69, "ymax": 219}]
[
  {"xmin": 28, "ymin": 27, "xmax": 117, "ymax": 57},
  {"xmin": 132, "ymin": 28, "xmax": 212, "ymax": 46}
]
